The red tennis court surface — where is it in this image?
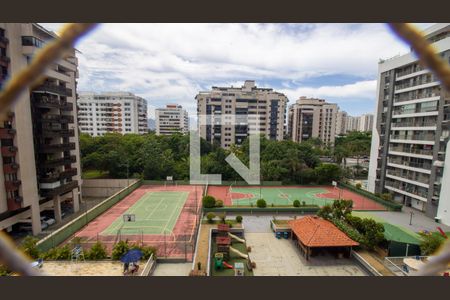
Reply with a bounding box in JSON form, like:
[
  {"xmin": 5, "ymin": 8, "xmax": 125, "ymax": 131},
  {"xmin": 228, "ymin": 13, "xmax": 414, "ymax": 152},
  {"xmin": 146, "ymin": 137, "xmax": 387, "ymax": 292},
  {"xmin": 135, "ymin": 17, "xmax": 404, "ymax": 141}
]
[
  {"xmin": 73, "ymin": 185, "xmax": 203, "ymax": 261},
  {"xmin": 207, "ymin": 185, "xmax": 386, "ymax": 211}
]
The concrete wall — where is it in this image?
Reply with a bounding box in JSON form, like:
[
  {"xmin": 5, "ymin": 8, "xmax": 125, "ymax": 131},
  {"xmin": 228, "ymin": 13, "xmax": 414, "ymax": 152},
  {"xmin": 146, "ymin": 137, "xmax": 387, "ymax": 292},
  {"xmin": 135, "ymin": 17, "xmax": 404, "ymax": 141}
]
[{"xmin": 81, "ymin": 179, "xmax": 138, "ymax": 198}]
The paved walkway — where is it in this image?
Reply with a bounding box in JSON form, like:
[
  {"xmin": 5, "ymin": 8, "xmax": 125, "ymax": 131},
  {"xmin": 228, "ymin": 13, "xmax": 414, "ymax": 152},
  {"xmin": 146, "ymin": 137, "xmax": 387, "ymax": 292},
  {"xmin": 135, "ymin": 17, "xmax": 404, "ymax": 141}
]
[
  {"xmin": 152, "ymin": 263, "xmax": 192, "ymax": 276},
  {"xmin": 362, "ymin": 207, "xmax": 450, "ymax": 233},
  {"xmin": 246, "ymin": 232, "xmax": 367, "ymax": 276}
]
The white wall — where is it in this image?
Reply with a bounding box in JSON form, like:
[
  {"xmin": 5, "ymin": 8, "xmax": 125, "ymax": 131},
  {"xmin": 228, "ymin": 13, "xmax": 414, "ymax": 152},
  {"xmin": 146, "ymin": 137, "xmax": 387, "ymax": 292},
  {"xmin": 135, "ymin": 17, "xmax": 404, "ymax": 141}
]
[{"xmin": 437, "ymin": 139, "xmax": 450, "ymax": 226}]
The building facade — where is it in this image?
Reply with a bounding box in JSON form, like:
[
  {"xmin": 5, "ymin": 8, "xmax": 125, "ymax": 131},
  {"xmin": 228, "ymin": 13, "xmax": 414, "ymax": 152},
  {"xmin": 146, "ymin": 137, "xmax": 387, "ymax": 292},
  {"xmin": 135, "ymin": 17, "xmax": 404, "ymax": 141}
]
[
  {"xmin": 196, "ymin": 80, "xmax": 287, "ymax": 148},
  {"xmin": 0, "ymin": 23, "xmax": 81, "ymax": 235},
  {"xmin": 336, "ymin": 110, "xmax": 348, "ymax": 135},
  {"xmin": 156, "ymin": 104, "xmax": 189, "ymax": 135},
  {"xmin": 78, "ymin": 92, "xmax": 148, "ymax": 136},
  {"xmin": 358, "ymin": 113, "xmax": 374, "ymax": 132},
  {"xmin": 368, "ymin": 24, "xmax": 450, "ymax": 225},
  {"xmin": 288, "ymin": 97, "xmax": 338, "ymax": 145}
]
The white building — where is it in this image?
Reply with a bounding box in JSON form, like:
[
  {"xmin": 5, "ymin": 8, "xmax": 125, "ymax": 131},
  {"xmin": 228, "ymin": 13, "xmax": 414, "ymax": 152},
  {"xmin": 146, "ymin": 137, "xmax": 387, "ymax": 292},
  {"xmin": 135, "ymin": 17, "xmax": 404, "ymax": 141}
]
[
  {"xmin": 288, "ymin": 97, "xmax": 338, "ymax": 145},
  {"xmin": 156, "ymin": 104, "xmax": 189, "ymax": 135},
  {"xmin": 78, "ymin": 92, "xmax": 148, "ymax": 136},
  {"xmin": 196, "ymin": 80, "xmax": 287, "ymax": 148},
  {"xmin": 368, "ymin": 23, "xmax": 450, "ymax": 225}
]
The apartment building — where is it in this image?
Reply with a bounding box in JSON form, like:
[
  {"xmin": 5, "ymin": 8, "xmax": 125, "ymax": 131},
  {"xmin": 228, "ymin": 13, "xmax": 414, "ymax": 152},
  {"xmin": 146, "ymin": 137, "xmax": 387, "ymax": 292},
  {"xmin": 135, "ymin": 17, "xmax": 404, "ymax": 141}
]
[
  {"xmin": 196, "ymin": 80, "xmax": 287, "ymax": 148},
  {"xmin": 368, "ymin": 24, "xmax": 450, "ymax": 225},
  {"xmin": 336, "ymin": 110, "xmax": 348, "ymax": 135},
  {"xmin": 0, "ymin": 23, "xmax": 81, "ymax": 235},
  {"xmin": 288, "ymin": 97, "xmax": 338, "ymax": 145},
  {"xmin": 358, "ymin": 113, "xmax": 374, "ymax": 132},
  {"xmin": 78, "ymin": 92, "xmax": 148, "ymax": 136},
  {"xmin": 156, "ymin": 104, "xmax": 189, "ymax": 135}
]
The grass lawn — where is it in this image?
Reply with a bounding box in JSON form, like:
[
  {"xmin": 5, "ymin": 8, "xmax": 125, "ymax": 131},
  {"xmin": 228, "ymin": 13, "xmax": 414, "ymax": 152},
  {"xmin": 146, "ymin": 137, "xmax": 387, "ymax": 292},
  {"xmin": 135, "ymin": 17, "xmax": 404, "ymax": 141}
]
[{"xmin": 82, "ymin": 170, "xmax": 109, "ymax": 179}]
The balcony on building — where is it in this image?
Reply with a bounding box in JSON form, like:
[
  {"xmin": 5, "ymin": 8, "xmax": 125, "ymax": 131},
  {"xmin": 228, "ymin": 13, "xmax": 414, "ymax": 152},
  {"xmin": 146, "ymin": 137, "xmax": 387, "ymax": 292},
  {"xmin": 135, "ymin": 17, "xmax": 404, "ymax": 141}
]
[
  {"xmin": 1, "ymin": 146, "xmax": 17, "ymax": 157},
  {"xmin": 40, "ymin": 127, "xmax": 75, "ymax": 138},
  {"xmin": 39, "ymin": 168, "xmax": 78, "ymax": 184},
  {"xmin": 4, "ymin": 180, "xmax": 22, "ymax": 191},
  {"xmin": 0, "ymin": 128, "xmax": 16, "ymax": 139},
  {"xmin": 33, "ymin": 82, "xmax": 73, "ymax": 97},
  {"xmin": 3, "ymin": 163, "xmax": 19, "ymax": 174},
  {"xmin": 40, "ymin": 114, "xmax": 74, "ymax": 124},
  {"xmin": 7, "ymin": 196, "xmax": 23, "ymax": 211},
  {"xmin": 37, "ymin": 142, "xmax": 76, "ymax": 154},
  {"xmin": 40, "ymin": 155, "xmax": 77, "ymax": 168},
  {"xmin": 40, "ymin": 180, "xmax": 78, "ymax": 197}
]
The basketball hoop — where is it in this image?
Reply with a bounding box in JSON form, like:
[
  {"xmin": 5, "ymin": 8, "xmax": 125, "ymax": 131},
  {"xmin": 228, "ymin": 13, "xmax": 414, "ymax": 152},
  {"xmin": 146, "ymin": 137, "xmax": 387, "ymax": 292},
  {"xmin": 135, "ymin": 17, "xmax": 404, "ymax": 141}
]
[{"xmin": 123, "ymin": 214, "xmax": 136, "ymax": 222}]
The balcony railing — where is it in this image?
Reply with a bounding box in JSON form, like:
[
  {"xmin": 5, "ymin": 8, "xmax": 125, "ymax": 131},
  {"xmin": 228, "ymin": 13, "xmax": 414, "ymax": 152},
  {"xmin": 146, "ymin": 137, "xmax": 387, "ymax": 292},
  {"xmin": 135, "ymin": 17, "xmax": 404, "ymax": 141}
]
[
  {"xmin": 1, "ymin": 146, "xmax": 17, "ymax": 157},
  {"xmin": 39, "ymin": 168, "xmax": 78, "ymax": 183},
  {"xmin": 396, "ymin": 66, "xmax": 425, "ymax": 78},
  {"xmin": 41, "ymin": 128, "xmax": 75, "ymax": 137},
  {"xmin": 33, "ymin": 83, "xmax": 72, "ymax": 97},
  {"xmin": 37, "ymin": 142, "xmax": 76, "ymax": 153},
  {"xmin": 0, "ymin": 36, "xmax": 9, "ymax": 44},
  {"xmin": 386, "ymin": 170, "xmax": 429, "ymax": 183},
  {"xmin": 3, "ymin": 163, "xmax": 19, "ymax": 174},
  {"xmin": 389, "ymin": 147, "xmax": 433, "ymax": 156},
  {"xmin": 391, "ymin": 120, "xmax": 437, "ymax": 128},
  {"xmin": 40, "ymin": 180, "xmax": 78, "ymax": 197},
  {"xmin": 0, "ymin": 128, "xmax": 16, "ymax": 139},
  {"xmin": 385, "ymin": 180, "xmax": 428, "ymax": 198},
  {"xmin": 388, "ymin": 159, "xmax": 432, "ymax": 169},
  {"xmin": 4, "ymin": 180, "xmax": 21, "ymax": 191},
  {"xmin": 7, "ymin": 196, "xmax": 23, "ymax": 211},
  {"xmin": 40, "ymin": 155, "xmax": 76, "ymax": 168},
  {"xmin": 391, "ymin": 134, "xmax": 435, "ymax": 141},
  {"xmin": 395, "ymin": 77, "xmax": 438, "ymax": 91}
]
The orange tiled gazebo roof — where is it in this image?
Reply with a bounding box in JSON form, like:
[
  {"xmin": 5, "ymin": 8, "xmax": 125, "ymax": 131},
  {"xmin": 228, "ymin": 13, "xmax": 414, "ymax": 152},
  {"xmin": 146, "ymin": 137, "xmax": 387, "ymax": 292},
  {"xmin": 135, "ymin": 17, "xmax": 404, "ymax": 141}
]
[{"xmin": 289, "ymin": 216, "xmax": 359, "ymax": 248}]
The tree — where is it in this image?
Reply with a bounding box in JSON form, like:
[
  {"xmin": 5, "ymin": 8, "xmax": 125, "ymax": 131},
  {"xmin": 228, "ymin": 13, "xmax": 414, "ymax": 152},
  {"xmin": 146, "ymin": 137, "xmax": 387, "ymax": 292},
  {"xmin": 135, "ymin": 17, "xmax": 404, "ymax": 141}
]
[
  {"xmin": 314, "ymin": 163, "xmax": 342, "ymax": 184},
  {"xmin": 202, "ymin": 195, "xmax": 216, "ymax": 208},
  {"xmin": 293, "ymin": 200, "xmax": 300, "ymax": 207},
  {"xmin": 419, "ymin": 233, "xmax": 444, "ymax": 255},
  {"xmin": 256, "ymin": 199, "xmax": 267, "ymax": 208}
]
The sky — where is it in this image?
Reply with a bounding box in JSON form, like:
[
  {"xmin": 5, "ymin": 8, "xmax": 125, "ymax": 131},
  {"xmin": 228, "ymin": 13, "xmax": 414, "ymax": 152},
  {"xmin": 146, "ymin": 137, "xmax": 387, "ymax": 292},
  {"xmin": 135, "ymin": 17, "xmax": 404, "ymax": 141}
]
[{"xmin": 41, "ymin": 23, "xmax": 434, "ymax": 120}]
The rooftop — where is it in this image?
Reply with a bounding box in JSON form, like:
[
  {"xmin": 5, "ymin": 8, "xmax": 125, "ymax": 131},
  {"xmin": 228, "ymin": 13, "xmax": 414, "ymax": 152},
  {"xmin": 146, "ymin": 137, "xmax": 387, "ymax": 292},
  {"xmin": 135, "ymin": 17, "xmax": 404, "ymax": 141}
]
[{"xmin": 289, "ymin": 216, "xmax": 359, "ymax": 248}]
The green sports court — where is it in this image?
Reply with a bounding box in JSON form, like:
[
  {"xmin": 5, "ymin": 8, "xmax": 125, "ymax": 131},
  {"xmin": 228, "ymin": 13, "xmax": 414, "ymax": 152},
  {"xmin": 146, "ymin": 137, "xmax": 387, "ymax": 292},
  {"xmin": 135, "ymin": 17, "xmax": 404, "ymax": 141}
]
[
  {"xmin": 101, "ymin": 191, "xmax": 189, "ymax": 235},
  {"xmin": 207, "ymin": 185, "xmax": 386, "ymax": 210}
]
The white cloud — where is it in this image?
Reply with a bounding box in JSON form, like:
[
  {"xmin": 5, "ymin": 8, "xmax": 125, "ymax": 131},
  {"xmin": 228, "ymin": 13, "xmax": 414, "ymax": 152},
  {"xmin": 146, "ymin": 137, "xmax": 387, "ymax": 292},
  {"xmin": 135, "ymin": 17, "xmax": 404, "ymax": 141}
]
[
  {"xmin": 40, "ymin": 23, "xmax": 436, "ymax": 116},
  {"xmin": 280, "ymin": 80, "xmax": 377, "ymax": 101}
]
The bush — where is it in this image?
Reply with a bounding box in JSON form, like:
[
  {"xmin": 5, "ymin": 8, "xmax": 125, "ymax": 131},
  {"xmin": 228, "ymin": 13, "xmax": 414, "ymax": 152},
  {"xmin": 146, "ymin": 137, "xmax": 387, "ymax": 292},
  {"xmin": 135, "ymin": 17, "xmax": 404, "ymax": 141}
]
[
  {"xmin": 86, "ymin": 241, "xmax": 107, "ymax": 260},
  {"xmin": 0, "ymin": 264, "xmax": 9, "ymax": 276},
  {"xmin": 202, "ymin": 195, "xmax": 216, "ymax": 208},
  {"xmin": 256, "ymin": 199, "xmax": 267, "ymax": 208},
  {"xmin": 420, "ymin": 233, "xmax": 444, "ymax": 255},
  {"xmin": 293, "ymin": 200, "xmax": 300, "ymax": 207},
  {"xmin": 139, "ymin": 245, "xmax": 157, "ymax": 260},
  {"xmin": 112, "ymin": 240, "xmax": 130, "ymax": 260},
  {"xmin": 355, "ymin": 183, "xmax": 362, "ymax": 189},
  {"xmin": 235, "ymin": 215, "xmax": 243, "ymax": 223},
  {"xmin": 381, "ymin": 193, "xmax": 392, "ymax": 202},
  {"xmin": 225, "ymin": 220, "xmax": 233, "ymax": 228},
  {"xmin": 301, "ymin": 201, "xmax": 306, "ymax": 206},
  {"xmin": 20, "ymin": 236, "xmax": 40, "ymax": 260},
  {"xmin": 219, "ymin": 213, "xmax": 227, "ymax": 224},
  {"xmin": 206, "ymin": 212, "xmax": 216, "ymax": 223},
  {"xmin": 215, "ymin": 199, "xmax": 224, "ymax": 207}
]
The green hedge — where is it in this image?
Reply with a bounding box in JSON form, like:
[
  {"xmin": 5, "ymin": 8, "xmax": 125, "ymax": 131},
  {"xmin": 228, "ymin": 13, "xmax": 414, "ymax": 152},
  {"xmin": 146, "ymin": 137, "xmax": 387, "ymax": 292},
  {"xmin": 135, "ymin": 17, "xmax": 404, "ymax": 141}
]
[
  {"xmin": 203, "ymin": 206, "xmax": 319, "ymax": 214},
  {"xmin": 36, "ymin": 180, "xmax": 142, "ymax": 252},
  {"xmin": 339, "ymin": 182, "xmax": 403, "ymax": 211}
]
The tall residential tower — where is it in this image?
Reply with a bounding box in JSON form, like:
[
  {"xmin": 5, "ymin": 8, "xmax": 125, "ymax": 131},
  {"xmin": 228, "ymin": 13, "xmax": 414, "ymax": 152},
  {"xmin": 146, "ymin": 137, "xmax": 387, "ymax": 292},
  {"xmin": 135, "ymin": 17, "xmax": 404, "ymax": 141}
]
[
  {"xmin": 196, "ymin": 80, "xmax": 287, "ymax": 148},
  {"xmin": 0, "ymin": 23, "xmax": 81, "ymax": 235},
  {"xmin": 368, "ymin": 24, "xmax": 450, "ymax": 225}
]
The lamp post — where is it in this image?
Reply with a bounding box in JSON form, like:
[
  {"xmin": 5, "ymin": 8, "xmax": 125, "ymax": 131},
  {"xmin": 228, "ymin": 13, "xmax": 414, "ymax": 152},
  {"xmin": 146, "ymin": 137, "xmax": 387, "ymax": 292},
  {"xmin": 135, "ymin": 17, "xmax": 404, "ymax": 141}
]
[{"xmin": 409, "ymin": 211, "xmax": 414, "ymax": 225}]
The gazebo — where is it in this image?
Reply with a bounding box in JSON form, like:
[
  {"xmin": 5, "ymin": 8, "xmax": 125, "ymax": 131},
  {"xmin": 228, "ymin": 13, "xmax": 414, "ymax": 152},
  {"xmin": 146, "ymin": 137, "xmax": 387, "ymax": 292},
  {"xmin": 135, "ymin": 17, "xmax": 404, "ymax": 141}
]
[{"xmin": 289, "ymin": 216, "xmax": 359, "ymax": 260}]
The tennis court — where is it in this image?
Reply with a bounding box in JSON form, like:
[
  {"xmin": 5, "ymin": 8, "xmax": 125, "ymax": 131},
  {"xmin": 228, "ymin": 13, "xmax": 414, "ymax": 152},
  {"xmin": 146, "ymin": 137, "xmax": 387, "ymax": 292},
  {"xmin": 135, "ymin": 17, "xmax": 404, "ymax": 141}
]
[
  {"xmin": 101, "ymin": 191, "xmax": 189, "ymax": 235},
  {"xmin": 73, "ymin": 185, "xmax": 203, "ymax": 260},
  {"xmin": 207, "ymin": 185, "xmax": 385, "ymax": 210}
]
